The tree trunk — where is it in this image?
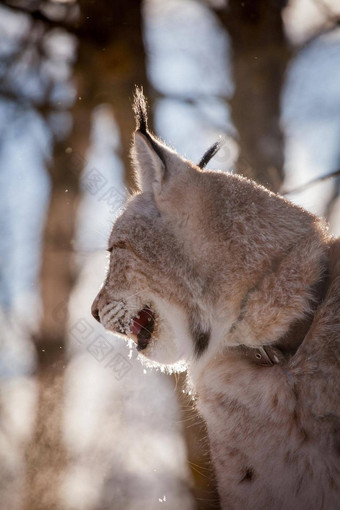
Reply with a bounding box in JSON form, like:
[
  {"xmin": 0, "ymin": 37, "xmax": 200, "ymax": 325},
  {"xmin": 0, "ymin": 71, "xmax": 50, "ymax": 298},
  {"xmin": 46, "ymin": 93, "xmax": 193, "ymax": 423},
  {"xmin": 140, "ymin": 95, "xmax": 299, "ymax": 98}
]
[
  {"xmin": 217, "ymin": 0, "xmax": 291, "ymax": 191},
  {"xmin": 24, "ymin": 2, "xmax": 146, "ymax": 508}
]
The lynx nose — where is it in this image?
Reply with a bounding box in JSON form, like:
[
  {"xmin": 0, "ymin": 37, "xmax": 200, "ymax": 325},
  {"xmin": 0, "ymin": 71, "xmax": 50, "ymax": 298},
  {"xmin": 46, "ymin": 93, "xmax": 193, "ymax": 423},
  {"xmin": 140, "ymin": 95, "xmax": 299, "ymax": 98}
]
[
  {"xmin": 91, "ymin": 295, "xmax": 101, "ymax": 323},
  {"xmin": 91, "ymin": 305, "xmax": 100, "ymax": 323}
]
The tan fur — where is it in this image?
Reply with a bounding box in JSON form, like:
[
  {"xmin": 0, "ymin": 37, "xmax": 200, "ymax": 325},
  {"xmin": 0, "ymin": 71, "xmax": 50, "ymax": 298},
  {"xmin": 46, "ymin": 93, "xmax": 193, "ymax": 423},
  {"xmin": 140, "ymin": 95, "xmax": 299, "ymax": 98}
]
[
  {"xmin": 192, "ymin": 239, "xmax": 340, "ymax": 509},
  {"xmin": 92, "ymin": 114, "xmax": 340, "ymax": 509}
]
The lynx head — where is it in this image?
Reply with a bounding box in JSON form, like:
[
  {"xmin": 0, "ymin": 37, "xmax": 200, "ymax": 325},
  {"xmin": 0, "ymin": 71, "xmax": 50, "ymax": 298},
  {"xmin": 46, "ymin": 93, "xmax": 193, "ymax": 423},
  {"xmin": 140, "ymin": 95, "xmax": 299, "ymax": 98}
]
[{"xmin": 91, "ymin": 88, "xmax": 328, "ymax": 369}]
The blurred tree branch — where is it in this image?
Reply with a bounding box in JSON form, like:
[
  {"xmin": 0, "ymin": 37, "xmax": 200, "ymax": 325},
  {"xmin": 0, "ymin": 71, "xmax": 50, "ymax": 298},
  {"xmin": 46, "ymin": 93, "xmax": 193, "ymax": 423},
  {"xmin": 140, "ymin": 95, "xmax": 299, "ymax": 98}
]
[
  {"xmin": 0, "ymin": 0, "xmax": 79, "ymax": 33},
  {"xmin": 281, "ymin": 168, "xmax": 340, "ymax": 195}
]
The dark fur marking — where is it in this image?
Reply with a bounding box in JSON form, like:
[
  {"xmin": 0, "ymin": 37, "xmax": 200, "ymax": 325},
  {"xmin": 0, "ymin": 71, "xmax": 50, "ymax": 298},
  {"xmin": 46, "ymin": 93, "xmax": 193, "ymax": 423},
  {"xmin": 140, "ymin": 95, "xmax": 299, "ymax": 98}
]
[
  {"xmin": 300, "ymin": 428, "xmax": 309, "ymax": 443},
  {"xmin": 284, "ymin": 450, "xmax": 293, "ymax": 464},
  {"xmin": 192, "ymin": 325, "xmax": 210, "ymax": 357},
  {"xmin": 295, "ymin": 474, "xmax": 304, "ymax": 495},
  {"xmin": 329, "ymin": 475, "xmax": 337, "ymax": 490},
  {"xmin": 198, "ymin": 140, "xmax": 222, "ymax": 169},
  {"xmin": 334, "ymin": 423, "xmax": 340, "ymax": 456},
  {"xmin": 189, "ymin": 307, "xmax": 211, "ymax": 357},
  {"xmin": 240, "ymin": 467, "xmax": 255, "ymax": 483},
  {"xmin": 227, "ymin": 447, "xmax": 240, "ymax": 458}
]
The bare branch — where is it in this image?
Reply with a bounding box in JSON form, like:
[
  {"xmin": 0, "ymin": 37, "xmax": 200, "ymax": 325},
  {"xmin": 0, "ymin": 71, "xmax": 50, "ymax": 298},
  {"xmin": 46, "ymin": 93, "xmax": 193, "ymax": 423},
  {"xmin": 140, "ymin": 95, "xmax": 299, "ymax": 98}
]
[
  {"xmin": 0, "ymin": 0, "xmax": 78, "ymax": 34},
  {"xmin": 281, "ymin": 169, "xmax": 340, "ymax": 196}
]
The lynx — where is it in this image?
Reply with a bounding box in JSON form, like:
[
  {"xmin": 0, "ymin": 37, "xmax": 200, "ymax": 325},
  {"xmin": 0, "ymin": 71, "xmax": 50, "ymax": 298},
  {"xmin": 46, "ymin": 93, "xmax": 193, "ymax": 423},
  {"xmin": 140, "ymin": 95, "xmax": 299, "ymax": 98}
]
[{"xmin": 91, "ymin": 89, "xmax": 340, "ymax": 509}]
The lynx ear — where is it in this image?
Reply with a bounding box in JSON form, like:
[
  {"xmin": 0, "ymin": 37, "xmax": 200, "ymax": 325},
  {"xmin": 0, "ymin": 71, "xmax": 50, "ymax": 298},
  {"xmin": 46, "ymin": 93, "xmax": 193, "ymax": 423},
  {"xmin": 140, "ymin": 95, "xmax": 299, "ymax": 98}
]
[
  {"xmin": 132, "ymin": 131, "xmax": 165, "ymax": 194},
  {"xmin": 131, "ymin": 86, "xmax": 181, "ymax": 194}
]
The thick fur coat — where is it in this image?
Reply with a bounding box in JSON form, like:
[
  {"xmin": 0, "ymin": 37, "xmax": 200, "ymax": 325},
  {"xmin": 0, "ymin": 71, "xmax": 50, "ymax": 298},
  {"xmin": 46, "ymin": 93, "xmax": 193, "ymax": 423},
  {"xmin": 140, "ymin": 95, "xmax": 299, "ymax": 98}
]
[{"xmin": 92, "ymin": 90, "xmax": 340, "ymax": 509}]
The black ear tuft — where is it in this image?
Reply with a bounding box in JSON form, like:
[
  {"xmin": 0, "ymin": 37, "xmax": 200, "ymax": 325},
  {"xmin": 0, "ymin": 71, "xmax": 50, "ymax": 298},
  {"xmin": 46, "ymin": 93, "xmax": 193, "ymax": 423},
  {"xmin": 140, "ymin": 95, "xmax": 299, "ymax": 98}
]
[
  {"xmin": 133, "ymin": 86, "xmax": 148, "ymax": 134},
  {"xmin": 198, "ymin": 139, "xmax": 223, "ymax": 169},
  {"xmin": 132, "ymin": 86, "xmax": 166, "ymax": 165}
]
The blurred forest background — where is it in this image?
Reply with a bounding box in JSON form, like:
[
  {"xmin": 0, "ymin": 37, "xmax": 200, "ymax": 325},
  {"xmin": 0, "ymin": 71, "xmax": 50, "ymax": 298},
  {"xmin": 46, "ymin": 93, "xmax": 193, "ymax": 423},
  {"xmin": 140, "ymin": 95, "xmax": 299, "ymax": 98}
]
[{"xmin": 0, "ymin": 0, "xmax": 340, "ymax": 509}]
